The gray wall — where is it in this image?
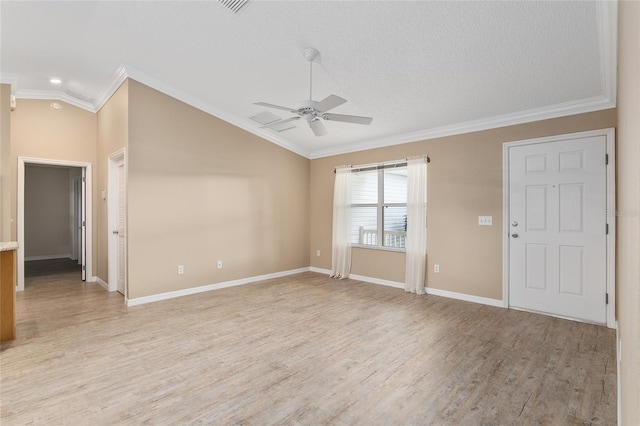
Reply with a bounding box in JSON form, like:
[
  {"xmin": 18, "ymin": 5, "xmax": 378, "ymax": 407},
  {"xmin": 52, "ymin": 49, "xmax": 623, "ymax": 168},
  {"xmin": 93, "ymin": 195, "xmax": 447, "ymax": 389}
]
[{"xmin": 24, "ymin": 165, "xmax": 76, "ymax": 259}]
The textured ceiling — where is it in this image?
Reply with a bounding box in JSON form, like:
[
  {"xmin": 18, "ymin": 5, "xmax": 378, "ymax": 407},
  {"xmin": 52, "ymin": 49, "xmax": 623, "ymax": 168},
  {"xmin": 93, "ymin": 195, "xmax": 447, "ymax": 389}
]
[{"xmin": 0, "ymin": 1, "xmax": 616, "ymax": 158}]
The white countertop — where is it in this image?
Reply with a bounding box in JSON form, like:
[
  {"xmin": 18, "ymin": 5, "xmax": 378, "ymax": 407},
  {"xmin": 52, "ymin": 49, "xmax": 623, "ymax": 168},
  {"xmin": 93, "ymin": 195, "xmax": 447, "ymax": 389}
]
[{"xmin": 0, "ymin": 242, "xmax": 19, "ymax": 251}]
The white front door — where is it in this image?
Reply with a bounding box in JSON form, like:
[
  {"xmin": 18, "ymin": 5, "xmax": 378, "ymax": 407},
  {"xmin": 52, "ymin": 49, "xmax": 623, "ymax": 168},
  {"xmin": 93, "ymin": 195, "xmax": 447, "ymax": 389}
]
[{"xmin": 508, "ymin": 135, "xmax": 608, "ymax": 324}]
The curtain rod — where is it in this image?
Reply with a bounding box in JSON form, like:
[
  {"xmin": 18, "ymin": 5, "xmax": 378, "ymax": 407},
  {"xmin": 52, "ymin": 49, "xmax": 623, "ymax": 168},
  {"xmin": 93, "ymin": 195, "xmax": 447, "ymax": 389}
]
[{"xmin": 333, "ymin": 155, "xmax": 429, "ymax": 173}]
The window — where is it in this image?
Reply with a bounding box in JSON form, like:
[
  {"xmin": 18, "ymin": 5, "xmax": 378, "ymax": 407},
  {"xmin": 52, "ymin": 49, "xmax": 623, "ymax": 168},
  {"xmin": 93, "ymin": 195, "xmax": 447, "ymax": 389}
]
[{"xmin": 351, "ymin": 165, "xmax": 407, "ymax": 249}]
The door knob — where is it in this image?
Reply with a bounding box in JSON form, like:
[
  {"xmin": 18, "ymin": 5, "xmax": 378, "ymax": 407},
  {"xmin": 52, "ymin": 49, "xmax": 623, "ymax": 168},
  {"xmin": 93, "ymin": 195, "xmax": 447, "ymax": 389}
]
[
  {"xmin": 511, "ymin": 221, "xmax": 518, "ymax": 227},
  {"xmin": 512, "ymin": 233, "xmax": 519, "ymax": 238}
]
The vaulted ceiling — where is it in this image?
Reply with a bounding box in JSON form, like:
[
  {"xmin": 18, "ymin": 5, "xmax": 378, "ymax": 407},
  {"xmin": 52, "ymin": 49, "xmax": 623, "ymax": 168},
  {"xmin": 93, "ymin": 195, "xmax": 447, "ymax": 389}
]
[{"xmin": 0, "ymin": 1, "xmax": 617, "ymax": 159}]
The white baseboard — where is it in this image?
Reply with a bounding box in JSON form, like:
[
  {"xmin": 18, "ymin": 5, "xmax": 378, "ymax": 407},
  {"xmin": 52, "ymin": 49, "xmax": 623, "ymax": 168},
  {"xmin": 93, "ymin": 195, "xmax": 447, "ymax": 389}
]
[
  {"xmin": 95, "ymin": 277, "xmax": 108, "ymax": 290},
  {"xmin": 425, "ymin": 287, "xmax": 504, "ymax": 308},
  {"xmin": 349, "ymin": 273, "xmax": 405, "ymax": 289},
  {"xmin": 25, "ymin": 254, "xmax": 71, "ymax": 261},
  {"xmin": 616, "ymin": 321, "xmax": 621, "ymax": 426},
  {"xmin": 126, "ymin": 265, "xmax": 504, "ymax": 309},
  {"xmin": 309, "ymin": 268, "xmax": 504, "ymax": 308},
  {"xmin": 126, "ymin": 267, "xmax": 310, "ymax": 307}
]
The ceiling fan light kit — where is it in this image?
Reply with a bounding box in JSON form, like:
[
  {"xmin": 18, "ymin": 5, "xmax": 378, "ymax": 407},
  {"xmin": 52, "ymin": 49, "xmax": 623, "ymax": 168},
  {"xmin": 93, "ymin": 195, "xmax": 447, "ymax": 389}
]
[{"xmin": 254, "ymin": 47, "xmax": 373, "ymax": 137}]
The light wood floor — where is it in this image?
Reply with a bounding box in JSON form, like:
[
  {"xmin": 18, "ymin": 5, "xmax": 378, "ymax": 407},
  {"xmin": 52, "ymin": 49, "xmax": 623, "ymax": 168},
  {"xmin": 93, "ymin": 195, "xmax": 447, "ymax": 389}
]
[{"xmin": 1, "ymin": 270, "xmax": 616, "ymax": 425}]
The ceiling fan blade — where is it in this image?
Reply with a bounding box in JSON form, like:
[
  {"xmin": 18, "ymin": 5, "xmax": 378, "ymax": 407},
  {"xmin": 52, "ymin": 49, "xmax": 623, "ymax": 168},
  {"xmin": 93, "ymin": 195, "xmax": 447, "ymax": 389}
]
[
  {"xmin": 309, "ymin": 119, "xmax": 328, "ymax": 137},
  {"xmin": 259, "ymin": 116, "xmax": 301, "ymax": 129},
  {"xmin": 254, "ymin": 102, "xmax": 298, "ymax": 113},
  {"xmin": 314, "ymin": 94, "xmax": 347, "ymax": 113},
  {"xmin": 322, "ymin": 113, "xmax": 373, "ymax": 125}
]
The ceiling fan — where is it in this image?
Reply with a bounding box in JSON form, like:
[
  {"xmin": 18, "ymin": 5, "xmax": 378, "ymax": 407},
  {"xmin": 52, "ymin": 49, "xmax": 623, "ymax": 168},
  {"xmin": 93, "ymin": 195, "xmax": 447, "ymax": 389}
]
[{"xmin": 254, "ymin": 48, "xmax": 373, "ymax": 137}]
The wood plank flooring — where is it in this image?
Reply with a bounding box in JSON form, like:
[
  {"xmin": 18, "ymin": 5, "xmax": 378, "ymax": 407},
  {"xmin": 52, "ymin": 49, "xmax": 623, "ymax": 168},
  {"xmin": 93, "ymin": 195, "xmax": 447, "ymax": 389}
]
[
  {"xmin": 0, "ymin": 270, "xmax": 616, "ymax": 425},
  {"xmin": 25, "ymin": 258, "xmax": 82, "ymax": 278}
]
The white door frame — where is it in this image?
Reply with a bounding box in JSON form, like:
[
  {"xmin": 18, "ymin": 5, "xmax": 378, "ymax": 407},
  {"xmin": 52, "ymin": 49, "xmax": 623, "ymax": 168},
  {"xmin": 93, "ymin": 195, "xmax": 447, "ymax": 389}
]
[
  {"xmin": 71, "ymin": 175, "xmax": 82, "ymax": 263},
  {"xmin": 108, "ymin": 148, "xmax": 126, "ymax": 297},
  {"xmin": 17, "ymin": 156, "xmax": 93, "ymax": 291},
  {"xmin": 502, "ymin": 128, "xmax": 616, "ymax": 328}
]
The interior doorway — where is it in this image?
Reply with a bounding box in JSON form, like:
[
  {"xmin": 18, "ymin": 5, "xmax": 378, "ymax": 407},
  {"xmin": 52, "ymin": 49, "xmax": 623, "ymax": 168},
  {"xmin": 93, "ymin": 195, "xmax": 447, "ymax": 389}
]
[
  {"xmin": 23, "ymin": 164, "xmax": 84, "ymax": 281},
  {"xmin": 17, "ymin": 157, "xmax": 93, "ymax": 291}
]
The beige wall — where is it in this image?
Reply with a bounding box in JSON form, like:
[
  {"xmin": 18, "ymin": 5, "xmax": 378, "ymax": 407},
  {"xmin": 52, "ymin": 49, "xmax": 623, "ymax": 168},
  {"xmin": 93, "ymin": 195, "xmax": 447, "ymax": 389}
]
[
  {"xmin": 310, "ymin": 109, "xmax": 617, "ymax": 300},
  {"xmin": 24, "ymin": 165, "xmax": 73, "ymax": 258},
  {"xmin": 10, "ymin": 99, "xmax": 98, "ymax": 269},
  {"xmin": 1, "ymin": 84, "xmax": 11, "ymax": 241},
  {"xmin": 126, "ymin": 80, "xmax": 310, "ymax": 299},
  {"xmin": 616, "ymin": 1, "xmax": 640, "ymax": 424},
  {"xmin": 96, "ymin": 80, "xmax": 129, "ymax": 282}
]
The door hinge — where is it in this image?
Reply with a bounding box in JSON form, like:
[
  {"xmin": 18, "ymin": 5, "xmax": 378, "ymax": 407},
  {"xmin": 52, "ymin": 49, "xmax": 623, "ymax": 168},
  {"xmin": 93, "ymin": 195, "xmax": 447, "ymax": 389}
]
[
  {"xmin": 82, "ymin": 220, "xmax": 86, "ymax": 227},
  {"xmin": 82, "ymin": 265, "xmax": 86, "ymax": 271},
  {"xmin": 606, "ymin": 223, "xmax": 609, "ymax": 234},
  {"xmin": 82, "ymin": 176, "xmax": 86, "ymax": 183},
  {"xmin": 606, "ymin": 293, "xmax": 609, "ymax": 304},
  {"xmin": 605, "ymin": 154, "xmax": 609, "ymax": 165}
]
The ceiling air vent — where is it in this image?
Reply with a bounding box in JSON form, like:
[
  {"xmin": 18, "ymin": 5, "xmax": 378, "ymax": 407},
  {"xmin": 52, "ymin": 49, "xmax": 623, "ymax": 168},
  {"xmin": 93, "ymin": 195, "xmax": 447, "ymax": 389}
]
[
  {"xmin": 250, "ymin": 111, "xmax": 296, "ymax": 133},
  {"xmin": 217, "ymin": 0, "xmax": 251, "ymax": 14},
  {"xmin": 66, "ymin": 89, "xmax": 94, "ymax": 104}
]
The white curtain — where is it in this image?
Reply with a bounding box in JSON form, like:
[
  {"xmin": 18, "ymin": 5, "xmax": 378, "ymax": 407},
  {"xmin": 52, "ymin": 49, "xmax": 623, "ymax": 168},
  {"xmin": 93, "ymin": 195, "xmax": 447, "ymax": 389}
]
[
  {"xmin": 331, "ymin": 166, "xmax": 352, "ymax": 279},
  {"xmin": 405, "ymin": 156, "xmax": 427, "ymax": 294}
]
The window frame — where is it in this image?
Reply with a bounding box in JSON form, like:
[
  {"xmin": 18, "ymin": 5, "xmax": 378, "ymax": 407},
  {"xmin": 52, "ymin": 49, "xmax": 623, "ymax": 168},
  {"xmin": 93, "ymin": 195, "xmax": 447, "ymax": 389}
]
[{"xmin": 351, "ymin": 166, "xmax": 407, "ymax": 252}]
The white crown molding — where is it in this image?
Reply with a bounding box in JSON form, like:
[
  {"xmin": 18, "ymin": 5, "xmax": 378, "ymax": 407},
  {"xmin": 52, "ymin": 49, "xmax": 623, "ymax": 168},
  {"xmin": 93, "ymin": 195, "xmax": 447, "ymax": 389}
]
[
  {"xmin": 0, "ymin": 74, "xmax": 18, "ymax": 91},
  {"xmin": 597, "ymin": 0, "xmax": 618, "ymax": 105},
  {"xmin": 94, "ymin": 64, "xmax": 128, "ymax": 112},
  {"xmin": 309, "ymin": 95, "xmax": 616, "ymax": 159},
  {"xmin": 6, "ymin": 0, "xmax": 617, "ymax": 163},
  {"xmin": 13, "ymin": 89, "xmax": 97, "ymax": 112},
  {"xmin": 309, "ymin": 1, "xmax": 618, "ymax": 160},
  {"xmin": 121, "ymin": 64, "xmax": 310, "ymax": 158}
]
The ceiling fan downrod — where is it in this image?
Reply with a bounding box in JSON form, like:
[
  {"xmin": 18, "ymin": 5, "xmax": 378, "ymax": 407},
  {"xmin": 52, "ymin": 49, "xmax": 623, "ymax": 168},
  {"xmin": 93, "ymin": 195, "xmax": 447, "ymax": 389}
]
[
  {"xmin": 253, "ymin": 46, "xmax": 372, "ymax": 137},
  {"xmin": 302, "ymin": 47, "xmax": 320, "ymax": 102}
]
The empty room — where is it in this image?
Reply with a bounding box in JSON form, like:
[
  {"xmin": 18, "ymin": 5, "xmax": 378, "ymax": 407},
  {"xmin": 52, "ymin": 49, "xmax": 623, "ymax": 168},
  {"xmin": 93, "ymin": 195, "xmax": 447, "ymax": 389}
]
[{"xmin": 1, "ymin": 1, "xmax": 639, "ymax": 425}]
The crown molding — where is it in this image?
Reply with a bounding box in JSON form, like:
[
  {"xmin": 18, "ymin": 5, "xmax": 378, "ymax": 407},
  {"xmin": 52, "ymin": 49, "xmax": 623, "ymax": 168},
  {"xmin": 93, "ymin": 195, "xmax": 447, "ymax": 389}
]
[
  {"xmin": 120, "ymin": 64, "xmax": 310, "ymax": 158},
  {"xmin": 94, "ymin": 64, "xmax": 128, "ymax": 112},
  {"xmin": 0, "ymin": 74, "xmax": 18, "ymax": 91},
  {"xmin": 5, "ymin": 0, "xmax": 617, "ymax": 162},
  {"xmin": 597, "ymin": 0, "xmax": 617, "ymax": 105},
  {"xmin": 13, "ymin": 89, "xmax": 97, "ymax": 112},
  {"xmin": 308, "ymin": 95, "xmax": 615, "ymax": 159},
  {"xmin": 309, "ymin": 1, "xmax": 618, "ymax": 160}
]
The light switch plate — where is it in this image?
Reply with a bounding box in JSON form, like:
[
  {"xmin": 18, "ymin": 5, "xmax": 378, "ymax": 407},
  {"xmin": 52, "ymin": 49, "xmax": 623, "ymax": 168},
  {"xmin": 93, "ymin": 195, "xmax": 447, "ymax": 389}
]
[{"xmin": 478, "ymin": 216, "xmax": 493, "ymax": 226}]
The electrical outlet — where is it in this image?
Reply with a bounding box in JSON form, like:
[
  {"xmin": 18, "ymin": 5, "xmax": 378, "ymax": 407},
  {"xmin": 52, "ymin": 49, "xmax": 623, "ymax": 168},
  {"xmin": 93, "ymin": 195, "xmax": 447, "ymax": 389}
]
[
  {"xmin": 217, "ymin": 260, "xmax": 223, "ymax": 269},
  {"xmin": 177, "ymin": 265, "xmax": 184, "ymax": 275},
  {"xmin": 316, "ymin": 249, "xmax": 321, "ymax": 257},
  {"xmin": 478, "ymin": 216, "xmax": 493, "ymax": 226},
  {"xmin": 434, "ymin": 264, "xmax": 440, "ymax": 273}
]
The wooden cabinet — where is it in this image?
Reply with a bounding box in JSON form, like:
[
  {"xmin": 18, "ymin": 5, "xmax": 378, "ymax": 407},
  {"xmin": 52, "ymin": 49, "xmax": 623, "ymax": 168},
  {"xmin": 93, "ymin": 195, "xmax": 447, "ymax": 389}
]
[{"xmin": 1, "ymin": 242, "xmax": 17, "ymax": 342}]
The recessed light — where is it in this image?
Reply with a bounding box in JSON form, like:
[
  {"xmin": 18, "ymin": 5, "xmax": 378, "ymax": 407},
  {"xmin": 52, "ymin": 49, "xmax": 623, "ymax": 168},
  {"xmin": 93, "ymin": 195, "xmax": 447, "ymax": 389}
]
[{"xmin": 50, "ymin": 78, "xmax": 62, "ymax": 84}]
